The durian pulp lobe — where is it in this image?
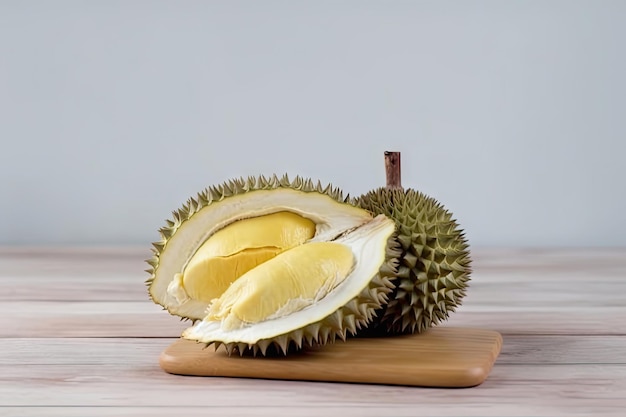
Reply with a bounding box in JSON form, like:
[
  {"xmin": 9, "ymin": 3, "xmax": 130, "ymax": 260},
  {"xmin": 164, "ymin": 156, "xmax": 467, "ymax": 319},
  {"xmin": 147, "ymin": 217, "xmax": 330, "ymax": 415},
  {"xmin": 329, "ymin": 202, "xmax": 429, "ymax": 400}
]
[
  {"xmin": 181, "ymin": 211, "xmax": 316, "ymax": 303},
  {"xmin": 206, "ymin": 242, "xmax": 355, "ymax": 331}
]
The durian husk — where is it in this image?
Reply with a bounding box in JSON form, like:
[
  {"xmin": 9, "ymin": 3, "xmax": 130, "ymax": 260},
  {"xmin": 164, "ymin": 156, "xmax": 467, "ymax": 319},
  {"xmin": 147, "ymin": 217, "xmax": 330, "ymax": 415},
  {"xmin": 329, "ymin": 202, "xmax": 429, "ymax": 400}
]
[
  {"xmin": 145, "ymin": 174, "xmax": 362, "ymax": 317},
  {"xmin": 191, "ymin": 229, "xmax": 401, "ymax": 356},
  {"xmin": 356, "ymin": 187, "xmax": 471, "ymax": 335},
  {"xmin": 145, "ymin": 174, "xmax": 402, "ymax": 355}
]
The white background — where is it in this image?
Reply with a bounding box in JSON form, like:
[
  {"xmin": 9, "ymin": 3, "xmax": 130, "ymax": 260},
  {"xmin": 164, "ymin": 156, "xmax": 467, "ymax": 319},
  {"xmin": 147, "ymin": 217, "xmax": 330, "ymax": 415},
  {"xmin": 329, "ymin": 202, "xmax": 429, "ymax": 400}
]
[{"xmin": 1, "ymin": 1, "xmax": 624, "ymax": 247}]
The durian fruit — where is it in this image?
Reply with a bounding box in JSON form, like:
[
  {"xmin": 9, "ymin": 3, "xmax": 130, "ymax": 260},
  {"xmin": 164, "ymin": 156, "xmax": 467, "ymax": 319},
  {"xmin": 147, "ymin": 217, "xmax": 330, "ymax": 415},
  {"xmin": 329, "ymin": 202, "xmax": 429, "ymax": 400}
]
[
  {"xmin": 146, "ymin": 175, "xmax": 400, "ymax": 355},
  {"xmin": 356, "ymin": 187, "xmax": 471, "ymax": 335}
]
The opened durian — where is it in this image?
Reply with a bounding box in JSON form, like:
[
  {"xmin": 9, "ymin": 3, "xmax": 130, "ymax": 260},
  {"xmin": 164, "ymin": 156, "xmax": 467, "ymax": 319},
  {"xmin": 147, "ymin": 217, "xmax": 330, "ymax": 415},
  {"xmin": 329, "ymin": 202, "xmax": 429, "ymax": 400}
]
[
  {"xmin": 146, "ymin": 175, "xmax": 400, "ymax": 355},
  {"xmin": 357, "ymin": 187, "xmax": 471, "ymax": 335}
]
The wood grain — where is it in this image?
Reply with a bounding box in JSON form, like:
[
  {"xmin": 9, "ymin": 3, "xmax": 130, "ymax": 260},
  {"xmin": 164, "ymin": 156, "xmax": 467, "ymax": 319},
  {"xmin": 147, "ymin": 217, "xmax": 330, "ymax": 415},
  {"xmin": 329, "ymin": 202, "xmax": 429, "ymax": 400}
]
[
  {"xmin": 160, "ymin": 328, "xmax": 502, "ymax": 387},
  {"xmin": 384, "ymin": 151, "xmax": 402, "ymax": 189},
  {"xmin": 3, "ymin": 302, "xmax": 623, "ymax": 337},
  {"xmin": 0, "ymin": 405, "xmax": 623, "ymax": 417},
  {"xmin": 4, "ymin": 247, "xmax": 625, "ymax": 302},
  {"xmin": 2, "ymin": 364, "xmax": 625, "ymax": 415},
  {"xmin": 0, "ymin": 301, "xmax": 188, "ymax": 338},
  {"xmin": 2, "ymin": 247, "xmax": 626, "ymax": 415},
  {"xmin": 1, "ymin": 335, "xmax": 624, "ymax": 366}
]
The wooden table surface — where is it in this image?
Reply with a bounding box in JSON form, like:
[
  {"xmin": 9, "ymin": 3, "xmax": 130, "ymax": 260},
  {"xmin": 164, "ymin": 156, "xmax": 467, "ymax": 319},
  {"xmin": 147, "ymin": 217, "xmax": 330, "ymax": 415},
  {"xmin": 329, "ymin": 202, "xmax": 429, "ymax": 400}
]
[{"xmin": 1, "ymin": 247, "xmax": 625, "ymax": 416}]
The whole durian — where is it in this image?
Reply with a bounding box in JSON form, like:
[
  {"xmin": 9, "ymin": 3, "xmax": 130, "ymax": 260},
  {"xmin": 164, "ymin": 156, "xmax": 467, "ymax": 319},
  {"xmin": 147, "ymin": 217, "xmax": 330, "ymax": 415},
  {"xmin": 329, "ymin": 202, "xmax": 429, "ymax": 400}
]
[
  {"xmin": 356, "ymin": 187, "xmax": 471, "ymax": 335},
  {"xmin": 146, "ymin": 175, "xmax": 400, "ymax": 355}
]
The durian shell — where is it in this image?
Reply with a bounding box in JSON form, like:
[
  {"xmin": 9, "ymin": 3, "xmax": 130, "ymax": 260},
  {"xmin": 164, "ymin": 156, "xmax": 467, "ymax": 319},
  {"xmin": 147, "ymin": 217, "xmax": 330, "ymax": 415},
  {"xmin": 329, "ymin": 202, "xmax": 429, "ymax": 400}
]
[
  {"xmin": 208, "ymin": 233, "xmax": 400, "ymax": 356},
  {"xmin": 145, "ymin": 174, "xmax": 351, "ymax": 311},
  {"xmin": 145, "ymin": 174, "xmax": 401, "ymax": 355},
  {"xmin": 356, "ymin": 187, "xmax": 471, "ymax": 335}
]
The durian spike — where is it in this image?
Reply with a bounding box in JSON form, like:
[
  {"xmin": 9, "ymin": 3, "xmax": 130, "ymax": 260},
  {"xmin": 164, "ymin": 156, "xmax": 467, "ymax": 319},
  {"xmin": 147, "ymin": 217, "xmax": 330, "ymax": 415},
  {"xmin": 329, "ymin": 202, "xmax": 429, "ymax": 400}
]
[{"xmin": 384, "ymin": 151, "xmax": 402, "ymax": 189}]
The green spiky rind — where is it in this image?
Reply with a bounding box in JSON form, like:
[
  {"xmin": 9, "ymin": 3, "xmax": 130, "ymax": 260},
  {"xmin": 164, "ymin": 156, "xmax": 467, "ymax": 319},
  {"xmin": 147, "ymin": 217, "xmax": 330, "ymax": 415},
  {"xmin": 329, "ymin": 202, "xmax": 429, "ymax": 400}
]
[
  {"xmin": 144, "ymin": 174, "xmax": 352, "ymax": 312},
  {"xmin": 203, "ymin": 235, "xmax": 402, "ymax": 356},
  {"xmin": 356, "ymin": 187, "xmax": 471, "ymax": 335}
]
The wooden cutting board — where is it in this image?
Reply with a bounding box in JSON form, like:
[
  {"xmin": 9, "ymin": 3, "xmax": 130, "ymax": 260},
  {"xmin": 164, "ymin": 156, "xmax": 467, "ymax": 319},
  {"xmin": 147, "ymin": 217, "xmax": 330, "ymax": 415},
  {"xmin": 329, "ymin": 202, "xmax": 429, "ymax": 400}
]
[{"xmin": 160, "ymin": 327, "xmax": 502, "ymax": 387}]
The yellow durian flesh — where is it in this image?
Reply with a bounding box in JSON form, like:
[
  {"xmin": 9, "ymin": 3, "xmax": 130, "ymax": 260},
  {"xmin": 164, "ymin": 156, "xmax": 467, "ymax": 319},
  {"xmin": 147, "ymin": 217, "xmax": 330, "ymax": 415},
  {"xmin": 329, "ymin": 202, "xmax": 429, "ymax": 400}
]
[
  {"xmin": 183, "ymin": 214, "xmax": 398, "ymax": 348},
  {"xmin": 207, "ymin": 242, "xmax": 355, "ymax": 331},
  {"xmin": 180, "ymin": 212, "xmax": 315, "ymax": 303},
  {"xmin": 151, "ymin": 184, "xmax": 374, "ymax": 321}
]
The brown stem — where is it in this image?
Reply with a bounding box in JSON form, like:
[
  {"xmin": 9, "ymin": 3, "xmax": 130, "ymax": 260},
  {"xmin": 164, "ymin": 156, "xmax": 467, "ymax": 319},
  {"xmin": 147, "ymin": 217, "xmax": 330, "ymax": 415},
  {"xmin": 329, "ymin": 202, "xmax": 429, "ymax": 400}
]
[{"xmin": 384, "ymin": 151, "xmax": 402, "ymax": 189}]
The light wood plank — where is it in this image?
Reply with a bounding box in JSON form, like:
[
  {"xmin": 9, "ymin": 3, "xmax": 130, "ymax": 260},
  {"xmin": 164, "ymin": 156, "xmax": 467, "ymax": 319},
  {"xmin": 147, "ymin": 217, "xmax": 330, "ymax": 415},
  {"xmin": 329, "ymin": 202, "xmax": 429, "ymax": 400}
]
[
  {"xmin": 2, "ymin": 301, "xmax": 624, "ymax": 337},
  {"xmin": 0, "ymin": 404, "xmax": 621, "ymax": 417},
  {"xmin": 496, "ymin": 335, "xmax": 626, "ymax": 364},
  {"xmin": 2, "ymin": 278, "xmax": 148, "ymax": 302},
  {"xmin": 0, "ymin": 338, "xmax": 169, "ymax": 366},
  {"xmin": 463, "ymin": 280, "xmax": 626, "ymax": 307},
  {"xmin": 0, "ymin": 363, "xmax": 624, "ymax": 414},
  {"xmin": 0, "ymin": 403, "xmax": 623, "ymax": 417},
  {"xmin": 1, "ymin": 335, "xmax": 624, "ymax": 367},
  {"xmin": 5, "ymin": 276, "xmax": 625, "ymax": 306},
  {"xmin": 3, "ymin": 248, "xmax": 625, "ymax": 302},
  {"xmin": 1, "ymin": 247, "xmax": 148, "ymax": 302},
  {"xmin": 446, "ymin": 306, "xmax": 626, "ymax": 335},
  {"xmin": 0, "ymin": 246, "xmax": 147, "ymax": 277},
  {"xmin": 471, "ymin": 247, "xmax": 626, "ymax": 277},
  {"xmin": 3, "ymin": 247, "xmax": 624, "ymax": 266},
  {"xmin": 0, "ymin": 301, "xmax": 188, "ymax": 338}
]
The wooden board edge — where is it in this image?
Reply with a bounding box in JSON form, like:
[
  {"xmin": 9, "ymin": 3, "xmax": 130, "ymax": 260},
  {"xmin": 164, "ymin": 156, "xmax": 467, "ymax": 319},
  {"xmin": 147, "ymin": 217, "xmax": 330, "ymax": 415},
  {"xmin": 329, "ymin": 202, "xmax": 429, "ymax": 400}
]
[{"xmin": 159, "ymin": 328, "xmax": 503, "ymax": 388}]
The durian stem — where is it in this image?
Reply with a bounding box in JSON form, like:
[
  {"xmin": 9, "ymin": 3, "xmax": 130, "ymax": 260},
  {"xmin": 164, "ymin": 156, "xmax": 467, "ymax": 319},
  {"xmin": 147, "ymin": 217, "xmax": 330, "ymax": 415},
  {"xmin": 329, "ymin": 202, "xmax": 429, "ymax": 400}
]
[{"xmin": 384, "ymin": 151, "xmax": 402, "ymax": 189}]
